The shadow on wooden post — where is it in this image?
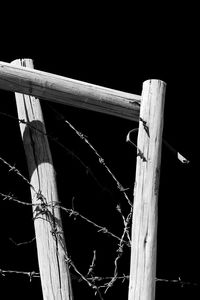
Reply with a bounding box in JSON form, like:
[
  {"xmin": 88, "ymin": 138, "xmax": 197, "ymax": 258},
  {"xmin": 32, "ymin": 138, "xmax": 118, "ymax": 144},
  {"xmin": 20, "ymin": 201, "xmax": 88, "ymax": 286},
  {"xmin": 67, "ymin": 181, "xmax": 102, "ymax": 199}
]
[
  {"xmin": 12, "ymin": 59, "xmax": 73, "ymax": 300},
  {"xmin": 128, "ymin": 79, "xmax": 166, "ymax": 300}
]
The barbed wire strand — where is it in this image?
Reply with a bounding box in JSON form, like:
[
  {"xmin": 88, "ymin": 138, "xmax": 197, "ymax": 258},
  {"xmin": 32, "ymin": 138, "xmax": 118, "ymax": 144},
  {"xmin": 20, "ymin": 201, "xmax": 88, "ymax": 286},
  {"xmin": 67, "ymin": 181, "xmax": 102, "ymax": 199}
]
[
  {"xmin": 3, "ymin": 110, "xmax": 132, "ymax": 207},
  {"xmin": 44, "ymin": 106, "xmax": 135, "ymax": 286},
  {"xmin": 0, "ymin": 189, "xmax": 129, "ymax": 297},
  {"xmin": 0, "ymin": 156, "xmax": 35, "ymax": 191},
  {"xmin": 0, "ymin": 191, "xmax": 130, "ymax": 247},
  {"xmin": 0, "ymin": 111, "xmax": 133, "ymax": 242},
  {"xmin": 0, "ymin": 111, "xmax": 130, "ymax": 201},
  {"xmin": 0, "ymin": 111, "xmax": 133, "ymax": 296},
  {"xmin": 0, "ymin": 112, "xmax": 107, "ymax": 193},
  {"xmin": 1, "ymin": 267, "xmax": 200, "ymax": 290},
  {"xmin": 0, "ymin": 268, "xmax": 40, "ymax": 282},
  {"xmin": 86, "ymin": 250, "xmax": 96, "ymax": 277},
  {"xmin": 0, "ymin": 152, "xmax": 131, "ymax": 247},
  {"xmin": 63, "ymin": 118, "xmax": 133, "ymax": 207},
  {"xmin": 103, "ymin": 205, "xmax": 132, "ymax": 292},
  {"xmin": 0, "ymin": 110, "xmax": 194, "ymax": 296},
  {"xmin": 9, "ymin": 237, "xmax": 36, "ymax": 246},
  {"xmin": 0, "ymin": 190, "xmax": 129, "ymax": 294}
]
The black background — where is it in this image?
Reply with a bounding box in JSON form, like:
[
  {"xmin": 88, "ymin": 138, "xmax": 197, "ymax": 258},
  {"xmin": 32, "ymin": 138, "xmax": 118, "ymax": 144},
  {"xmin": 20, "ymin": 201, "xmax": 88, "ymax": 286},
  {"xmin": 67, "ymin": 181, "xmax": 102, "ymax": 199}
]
[{"xmin": 0, "ymin": 3, "xmax": 199, "ymax": 299}]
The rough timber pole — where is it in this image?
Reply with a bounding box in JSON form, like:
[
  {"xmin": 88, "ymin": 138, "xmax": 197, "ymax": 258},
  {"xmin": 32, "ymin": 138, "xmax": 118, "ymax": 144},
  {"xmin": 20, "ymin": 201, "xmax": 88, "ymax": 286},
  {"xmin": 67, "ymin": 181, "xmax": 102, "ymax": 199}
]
[
  {"xmin": 12, "ymin": 59, "xmax": 73, "ymax": 300},
  {"xmin": 128, "ymin": 80, "xmax": 166, "ymax": 300},
  {"xmin": 0, "ymin": 60, "xmax": 140, "ymax": 121}
]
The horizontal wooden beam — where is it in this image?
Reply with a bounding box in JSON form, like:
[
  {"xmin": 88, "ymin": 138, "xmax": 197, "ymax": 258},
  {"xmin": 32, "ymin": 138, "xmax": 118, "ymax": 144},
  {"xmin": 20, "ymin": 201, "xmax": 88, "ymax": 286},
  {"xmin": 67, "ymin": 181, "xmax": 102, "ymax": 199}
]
[{"xmin": 0, "ymin": 61, "xmax": 141, "ymax": 121}]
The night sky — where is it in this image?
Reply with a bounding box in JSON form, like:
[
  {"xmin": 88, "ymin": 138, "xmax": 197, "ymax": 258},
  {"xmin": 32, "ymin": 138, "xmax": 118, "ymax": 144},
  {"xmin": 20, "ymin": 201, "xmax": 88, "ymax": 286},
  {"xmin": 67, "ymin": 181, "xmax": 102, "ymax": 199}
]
[{"xmin": 0, "ymin": 4, "xmax": 199, "ymax": 300}]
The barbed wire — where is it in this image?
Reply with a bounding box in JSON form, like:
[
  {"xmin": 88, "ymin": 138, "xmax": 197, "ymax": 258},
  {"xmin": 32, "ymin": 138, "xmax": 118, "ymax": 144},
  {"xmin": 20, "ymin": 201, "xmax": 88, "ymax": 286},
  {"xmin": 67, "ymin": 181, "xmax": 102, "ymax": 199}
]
[
  {"xmin": 0, "ymin": 110, "xmax": 133, "ymax": 205},
  {"xmin": 1, "ymin": 267, "xmax": 200, "ymax": 290},
  {"xmin": 0, "ymin": 109, "xmax": 134, "ymax": 214},
  {"xmin": 0, "ymin": 268, "xmax": 40, "ymax": 282},
  {"xmin": 0, "ymin": 110, "xmax": 134, "ymax": 247},
  {"xmin": 0, "ymin": 156, "xmax": 34, "ymax": 191},
  {"xmin": 0, "ymin": 190, "xmax": 128, "ymax": 299},
  {"xmin": 43, "ymin": 105, "xmax": 135, "ymax": 291},
  {"xmin": 9, "ymin": 237, "xmax": 36, "ymax": 246},
  {"xmin": 0, "ymin": 141, "xmax": 131, "ymax": 298},
  {"xmin": 0, "ymin": 190, "xmax": 130, "ymax": 248},
  {"xmin": 0, "ymin": 108, "xmax": 194, "ymax": 298},
  {"xmin": 102, "ymin": 205, "xmax": 132, "ymax": 292},
  {"xmin": 1, "ymin": 159, "xmax": 198, "ymax": 296},
  {"xmin": 63, "ymin": 117, "xmax": 132, "ymax": 207}
]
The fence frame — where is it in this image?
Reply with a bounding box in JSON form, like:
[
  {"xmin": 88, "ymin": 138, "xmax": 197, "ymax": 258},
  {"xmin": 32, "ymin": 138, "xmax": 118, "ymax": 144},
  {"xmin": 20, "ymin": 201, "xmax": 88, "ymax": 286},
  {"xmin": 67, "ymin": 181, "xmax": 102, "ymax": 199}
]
[{"xmin": 0, "ymin": 60, "xmax": 166, "ymax": 300}]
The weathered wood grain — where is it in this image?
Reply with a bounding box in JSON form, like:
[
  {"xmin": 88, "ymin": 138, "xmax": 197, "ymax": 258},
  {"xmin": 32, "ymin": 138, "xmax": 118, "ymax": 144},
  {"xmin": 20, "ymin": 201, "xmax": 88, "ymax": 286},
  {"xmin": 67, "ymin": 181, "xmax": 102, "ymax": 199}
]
[
  {"xmin": 0, "ymin": 60, "xmax": 140, "ymax": 121},
  {"xmin": 128, "ymin": 79, "xmax": 166, "ymax": 300},
  {"xmin": 12, "ymin": 59, "xmax": 73, "ymax": 300}
]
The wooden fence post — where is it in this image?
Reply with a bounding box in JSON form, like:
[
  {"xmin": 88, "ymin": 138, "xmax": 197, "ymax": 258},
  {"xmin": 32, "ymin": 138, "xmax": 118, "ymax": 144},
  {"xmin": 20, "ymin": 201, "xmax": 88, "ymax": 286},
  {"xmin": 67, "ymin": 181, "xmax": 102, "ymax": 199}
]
[
  {"xmin": 128, "ymin": 79, "xmax": 166, "ymax": 300},
  {"xmin": 12, "ymin": 59, "xmax": 73, "ymax": 300}
]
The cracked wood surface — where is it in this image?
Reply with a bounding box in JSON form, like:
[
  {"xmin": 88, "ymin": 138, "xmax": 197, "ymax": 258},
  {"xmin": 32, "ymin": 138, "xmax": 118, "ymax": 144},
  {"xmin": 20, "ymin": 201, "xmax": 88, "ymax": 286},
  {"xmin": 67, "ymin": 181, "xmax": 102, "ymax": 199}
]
[
  {"xmin": 12, "ymin": 59, "xmax": 73, "ymax": 300},
  {"xmin": 0, "ymin": 60, "xmax": 140, "ymax": 121},
  {"xmin": 128, "ymin": 80, "xmax": 166, "ymax": 300}
]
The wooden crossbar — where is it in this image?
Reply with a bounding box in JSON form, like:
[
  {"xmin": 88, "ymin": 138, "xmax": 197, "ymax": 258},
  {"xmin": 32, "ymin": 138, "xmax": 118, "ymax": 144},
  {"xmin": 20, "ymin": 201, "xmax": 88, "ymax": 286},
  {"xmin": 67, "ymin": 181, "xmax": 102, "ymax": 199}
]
[{"xmin": 0, "ymin": 61, "xmax": 141, "ymax": 121}]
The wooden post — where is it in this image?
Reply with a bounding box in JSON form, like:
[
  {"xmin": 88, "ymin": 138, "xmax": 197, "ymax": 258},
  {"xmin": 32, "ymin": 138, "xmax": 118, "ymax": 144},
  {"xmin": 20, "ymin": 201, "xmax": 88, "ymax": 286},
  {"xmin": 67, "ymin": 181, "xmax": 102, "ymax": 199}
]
[
  {"xmin": 128, "ymin": 80, "xmax": 166, "ymax": 300},
  {"xmin": 0, "ymin": 60, "xmax": 140, "ymax": 121},
  {"xmin": 12, "ymin": 59, "xmax": 73, "ymax": 300}
]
